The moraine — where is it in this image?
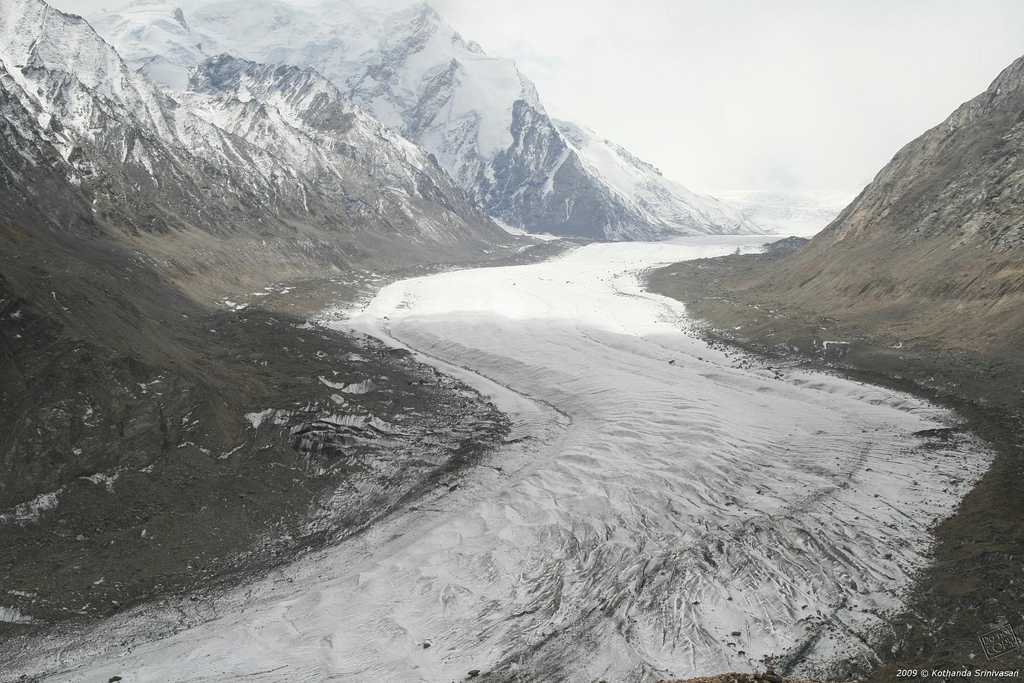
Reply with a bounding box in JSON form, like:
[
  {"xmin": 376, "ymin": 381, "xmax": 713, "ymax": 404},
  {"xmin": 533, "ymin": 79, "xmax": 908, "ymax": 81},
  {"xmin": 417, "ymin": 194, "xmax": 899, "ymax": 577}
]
[{"xmin": 2, "ymin": 237, "xmax": 991, "ymax": 682}]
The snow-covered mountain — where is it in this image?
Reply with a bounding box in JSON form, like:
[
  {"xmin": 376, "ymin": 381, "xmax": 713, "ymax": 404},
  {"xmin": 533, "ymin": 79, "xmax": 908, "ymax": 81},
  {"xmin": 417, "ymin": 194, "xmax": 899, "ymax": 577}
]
[
  {"xmin": 555, "ymin": 121, "xmax": 760, "ymax": 240},
  {"xmin": 0, "ymin": 0, "xmax": 507, "ymax": 297},
  {"xmin": 89, "ymin": 0, "xmax": 761, "ymax": 240},
  {"xmin": 182, "ymin": 54, "xmax": 488, "ymax": 235}
]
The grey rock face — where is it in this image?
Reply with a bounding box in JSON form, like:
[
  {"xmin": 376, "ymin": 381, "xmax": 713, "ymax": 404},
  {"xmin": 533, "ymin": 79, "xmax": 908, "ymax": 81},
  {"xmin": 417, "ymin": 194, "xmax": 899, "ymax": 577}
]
[
  {"xmin": 480, "ymin": 100, "xmax": 616, "ymax": 238},
  {"xmin": 819, "ymin": 55, "xmax": 1024, "ymax": 252}
]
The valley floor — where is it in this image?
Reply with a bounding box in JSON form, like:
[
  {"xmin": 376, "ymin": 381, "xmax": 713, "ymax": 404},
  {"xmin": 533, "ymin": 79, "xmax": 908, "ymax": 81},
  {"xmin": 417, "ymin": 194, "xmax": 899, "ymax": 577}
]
[{"xmin": 0, "ymin": 237, "xmax": 996, "ymax": 682}]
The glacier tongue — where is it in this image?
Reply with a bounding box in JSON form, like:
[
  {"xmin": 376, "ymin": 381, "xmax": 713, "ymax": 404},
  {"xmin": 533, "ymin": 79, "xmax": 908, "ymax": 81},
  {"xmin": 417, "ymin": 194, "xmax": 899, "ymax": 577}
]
[
  {"xmin": 3, "ymin": 237, "xmax": 991, "ymax": 681},
  {"xmin": 87, "ymin": 0, "xmax": 764, "ymax": 240}
]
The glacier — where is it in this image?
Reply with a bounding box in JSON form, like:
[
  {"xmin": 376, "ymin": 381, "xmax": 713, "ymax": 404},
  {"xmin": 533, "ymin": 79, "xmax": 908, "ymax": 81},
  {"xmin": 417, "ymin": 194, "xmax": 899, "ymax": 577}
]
[{"xmin": 0, "ymin": 237, "xmax": 990, "ymax": 681}]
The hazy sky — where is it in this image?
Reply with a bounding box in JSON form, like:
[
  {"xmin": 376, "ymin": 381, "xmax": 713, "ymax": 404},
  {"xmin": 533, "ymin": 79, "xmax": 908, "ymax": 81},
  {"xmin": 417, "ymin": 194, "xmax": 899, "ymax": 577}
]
[
  {"xmin": 426, "ymin": 0, "xmax": 1024, "ymax": 194},
  {"xmin": 60, "ymin": 0, "xmax": 1024, "ymax": 195}
]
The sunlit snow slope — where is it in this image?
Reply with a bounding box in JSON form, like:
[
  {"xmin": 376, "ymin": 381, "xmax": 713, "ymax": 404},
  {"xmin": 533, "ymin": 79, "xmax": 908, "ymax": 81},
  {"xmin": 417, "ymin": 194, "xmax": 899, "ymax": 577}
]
[{"xmin": 2, "ymin": 238, "xmax": 990, "ymax": 682}]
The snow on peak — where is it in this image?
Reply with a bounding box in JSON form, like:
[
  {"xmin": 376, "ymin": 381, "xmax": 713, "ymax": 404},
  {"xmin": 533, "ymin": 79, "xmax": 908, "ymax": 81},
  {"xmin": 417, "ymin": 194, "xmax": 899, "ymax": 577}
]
[
  {"xmin": 179, "ymin": 52, "xmax": 473, "ymax": 216},
  {"xmin": 0, "ymin": 0, "xmax": 174, "ymax": 139},
  {"xmin": 89, "ymin": 0, "xmax": 542, "ymax": 168},
  {"xmin": 87, "ymin": 1, "xmax": 209, "ymax": 90},
  {"xmin": 554, "ymin": 119, "xmax": 760, "ymax": 239}
]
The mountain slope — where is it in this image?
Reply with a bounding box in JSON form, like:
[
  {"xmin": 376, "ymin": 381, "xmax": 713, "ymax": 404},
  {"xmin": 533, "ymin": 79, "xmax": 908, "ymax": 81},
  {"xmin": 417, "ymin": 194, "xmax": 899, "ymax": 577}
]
[
  {"xmin": 554, "ymin": 120, "xmax": 757, "ymax": 240},
  {"xmin": 650, "ymin": 53, "xmax": 1024, "ymax": 359},
  {"xmin": 89, "ymin": 0, "xmax": 759, "ymax": 240},
  {"xmin": 0, "ymin": 0, "xmax": 508, "ymax": 303},
  {"xmin": 181, "ymin": 54, "xmax": 499, "ymax": 247},
  {"xmin": 744, "ymin": 54, "xmax": 1024, "ymax": 354}
]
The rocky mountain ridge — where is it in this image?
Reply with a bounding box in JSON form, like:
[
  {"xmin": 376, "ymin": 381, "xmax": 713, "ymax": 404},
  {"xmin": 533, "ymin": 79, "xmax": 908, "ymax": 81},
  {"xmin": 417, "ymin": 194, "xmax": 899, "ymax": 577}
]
[
  {"xmin": 0, "ymin": 0, "xmax": 509, "ymax": 303},
  {"xmin": 749, "ymin": 53, "xmax": 1024, "ymax": 353}
]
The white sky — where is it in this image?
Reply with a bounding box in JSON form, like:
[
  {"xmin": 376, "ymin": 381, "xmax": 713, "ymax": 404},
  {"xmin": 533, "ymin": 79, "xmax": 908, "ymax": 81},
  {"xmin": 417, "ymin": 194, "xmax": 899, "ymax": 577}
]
[{"xmin": 59, "ymin": 0, "xmax": 1024, "ymax": 195}]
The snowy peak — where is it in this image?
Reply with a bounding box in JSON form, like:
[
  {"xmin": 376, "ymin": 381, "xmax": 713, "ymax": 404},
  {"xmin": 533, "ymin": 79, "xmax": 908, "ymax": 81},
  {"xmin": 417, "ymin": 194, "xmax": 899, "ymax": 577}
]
[
  {"xmin": 88, "ymin": 2, "xmax": 207, "ymax": 90},
  {"xmin": 0, "ymin": 0, "xmax": 108, "ymax": 88},
  {"xmin": 182, "ymin": 53, "xmax": 446, "ymax": 191},
  {"xmin": 0, "ymin": 0, "xmax": 168, "ymax": 135},
  {"xmin": 336, "ymin": 0, "xmax": 542, "ymax": 172}
]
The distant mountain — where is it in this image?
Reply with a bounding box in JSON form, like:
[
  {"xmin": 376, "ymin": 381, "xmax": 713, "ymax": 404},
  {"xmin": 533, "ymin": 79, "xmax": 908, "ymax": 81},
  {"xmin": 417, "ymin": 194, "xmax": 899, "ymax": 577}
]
[
  {"xmin": 89, "ymin": 0, "xmax": 760, "ymax": 240},
  {"xmin": 553, "ymin": 120, "xmax": 759, "ymax": 240},
  {"xmin": 712, "ymin": 189, "xmax": 853, "ymax": 238}
]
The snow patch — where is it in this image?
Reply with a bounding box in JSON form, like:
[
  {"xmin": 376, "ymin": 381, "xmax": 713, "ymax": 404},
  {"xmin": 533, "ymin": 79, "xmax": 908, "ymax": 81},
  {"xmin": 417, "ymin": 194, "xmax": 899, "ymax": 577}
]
[
  {"xmin": 81, "ymin": 471, "xmax": 119, "ymax": 493},
  {"xmin": 0, "ymin": 488, "xmax": 62, "ymax": 527},
  {"xmin": 0, "ymin": 606, "xmax": 35, "ymax": 624},
  {"xmin": 244, "ymin": 408, "xmax": 276, "ymax": 429}
]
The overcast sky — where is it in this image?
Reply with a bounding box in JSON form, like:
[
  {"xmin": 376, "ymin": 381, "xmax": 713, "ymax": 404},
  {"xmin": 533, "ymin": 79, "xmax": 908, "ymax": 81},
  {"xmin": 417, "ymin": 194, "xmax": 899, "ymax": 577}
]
[{"xmin": 62, "ymin": 0, "xmax": 1024, "ymax": 196}]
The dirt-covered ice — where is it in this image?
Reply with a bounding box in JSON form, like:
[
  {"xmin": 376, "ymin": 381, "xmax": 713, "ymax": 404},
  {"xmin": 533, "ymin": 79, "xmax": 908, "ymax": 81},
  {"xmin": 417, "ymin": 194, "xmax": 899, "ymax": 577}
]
[{"xmin": 2, "ymin": 237, "xmax": 992, "ymax": 682}]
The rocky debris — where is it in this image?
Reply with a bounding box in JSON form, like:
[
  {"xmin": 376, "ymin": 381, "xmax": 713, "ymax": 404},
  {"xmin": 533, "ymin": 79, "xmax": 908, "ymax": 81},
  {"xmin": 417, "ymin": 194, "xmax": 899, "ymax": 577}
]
[
  {"xmin": 0, "ymin": 277, "xmax": 510, "ymax": 630},
  {"xmin": 820, "ymin": 340, "xmax": 851, "ymax": 364},
  {"xmin": 0, "ymin": 9, "xmax": 529, "ymax": 623}
]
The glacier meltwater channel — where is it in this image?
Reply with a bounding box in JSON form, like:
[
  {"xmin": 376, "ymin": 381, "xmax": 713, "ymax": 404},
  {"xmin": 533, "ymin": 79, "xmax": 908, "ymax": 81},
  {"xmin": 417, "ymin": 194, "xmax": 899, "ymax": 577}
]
[{"xmin": 5, "ymin": 237, "xmax": 991, "ymax": 681}]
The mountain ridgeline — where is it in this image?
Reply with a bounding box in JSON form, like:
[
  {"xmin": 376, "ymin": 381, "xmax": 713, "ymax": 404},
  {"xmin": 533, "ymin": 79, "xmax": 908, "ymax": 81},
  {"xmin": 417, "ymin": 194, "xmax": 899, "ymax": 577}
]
[
  {"xmin": 747, "ymin": 54, "xmax": 1024, "ymax": 356},
  {"xmin": 89, "ymin": 0, "xmax": 758, "ymax": 240},
  {"xmin": 651, "ymin": 53, "xmax": 1024, "ymax": 370},
  {"xmin": 2, "ymin": 0, "xmax": 519, "ymax": 302}
]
